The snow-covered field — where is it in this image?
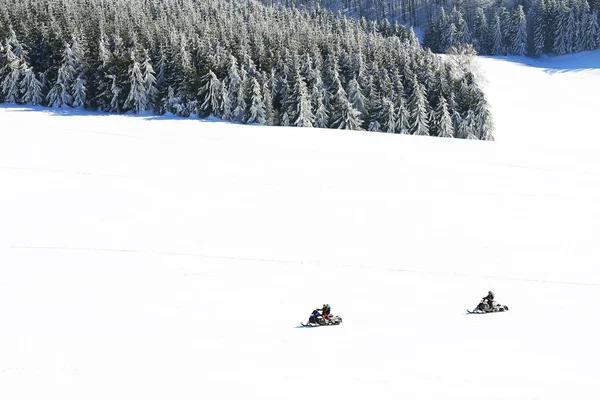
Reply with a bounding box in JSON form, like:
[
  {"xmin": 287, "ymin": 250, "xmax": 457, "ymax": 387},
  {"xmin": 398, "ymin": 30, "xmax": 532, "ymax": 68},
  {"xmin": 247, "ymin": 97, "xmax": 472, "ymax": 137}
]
[{"xmin": 1, "ymin": 52, "xmax": 600, "ymax": 400}]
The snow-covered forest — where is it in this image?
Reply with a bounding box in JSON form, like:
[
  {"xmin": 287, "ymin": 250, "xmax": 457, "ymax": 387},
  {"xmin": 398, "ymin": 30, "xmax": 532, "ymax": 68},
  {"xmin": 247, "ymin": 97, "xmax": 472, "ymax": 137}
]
[
  {"xmin": 270, "ymin": 0, "xmax": 600, "ymax": 57},
  {"xmin": 424, "ymin": 1, "xmax": 600, "ymax": 57},
  {"xmin": 0, "ymin": 0, "xmax": 493, "ymax": 139}
]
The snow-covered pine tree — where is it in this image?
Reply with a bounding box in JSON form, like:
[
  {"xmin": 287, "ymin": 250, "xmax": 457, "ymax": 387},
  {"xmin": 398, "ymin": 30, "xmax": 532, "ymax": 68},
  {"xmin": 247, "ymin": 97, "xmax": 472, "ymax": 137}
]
[
  {"xmin": 69, "ymin": 34, "xmax": 87, "ymax": 106},
  {"xmin": 437, "ymin": 9, "xmax": 451, "ymax": 52},
  {"xmin": 162, "ymin": 86, "xmax": 183, "ymax": 115},
  {"xmin": 46, "ymin": 65, "xmax": 73, "ymax": 107},
  {"xmin": 125, "ymin": 51, "xmax": 147, "ymax": 113},
  {"xmin": 500, "ymin": 7, "xmax": 512, "ymax": 54},
  {"xmin": 532, "ymin": 0, "xmax": 547, "ymax": 57},
  {"xmin": 408, "ymin": 77, "xmax": 429, "ymax": 136},
  {"xmin": 583, "ymin": 11, "xmax": 600, "ymax": 50},
  {"xmin": 20, "ymin": 66, "xmax": 43, "ymax": 105},
  {"xmin": 347, "ymin": 77, "xmax": 367, "ymax": 126},
  {"xmin": 395, "ymin": 94, "xmax": 410, "ymax": 134},
  {"xmin": 332, "ymin": 100, "xmax": 363, "ymax": 130},
  {"xmin": 223, "ymin": 55, "xmax": 241, "ymax": 120},
  {"xmin": 434, "ymin": 94, "xmax": 454, "ymax": 138},
  {"xmin": 234, "ymin": 68, "xmax": 248, "ymax": 123},
  {"xmin": 71, "ymin": 76, "xmax": 87, "ymax": 107},
  {"xmin": 1, "ymin": 39, "xmax": 22, "ymax": 103},
  {"xmin": 473, "ymin": 8, "xmax": 489, "ymax": 54},
  {"xmin": 378, "ymin": 98, "xmax": 396, "ymax": 133},
  {"xmin": 47, "ymin": 42, "xmax": 80, "ymax": 107},
  {"xmin": 142, "ymin": 50, "xmax": 158, "ymax": 112},
  {"xmin": 470, "ymin": 81, "xmax": 494, "ymax": 140},
  {"xmin": 7, "ymin": 28, "xmax": 27, "ymax": 62},
  {"xmin": 199, "ymin": 70, "xmax": 223, "ymax": 118},
  {"xmin": 174, "ymin": 37, "xmax": 197, "ymax": 117},
  {"xmin": 554, "ymin": 5, "xmax": 569, "ymax": 54},
  {"xmin": 108, "ymin": 74, "xmax": 121, "ymax": 113},
  {"xmin": 452, "ymin": 8, "xmax": 470, "ymax": 45},
  {"xmin": 311, "ymin": 75, "xmax": 329, "ymax": 129},
  {"xmin": 261, "ymin": 78, "xmax": 274, "ymax": 125},
  {"xmin": 292, "ymin": 70, "xmax": 314, "ymax": 128},
  {"xmin": 565, "ymin": 9, "xmax": 576, "ymax": 53},
  {"xmin": 489, "ymin": 12, "xmax": 504, "ymax": 55},
  {"xmin": 511, "ymin": 6, "xmax": 527, "ymax": 55},
  {"xmin": 457, "ymin": 110, "xmax": 474, "ymax": 139},
  {"xmin": 325, "ymin": 56, "xmax": 350, "ymax": 129},
  {"xmin": 247, "ymin": 77, "xmax": 266, "ymax": 124}
]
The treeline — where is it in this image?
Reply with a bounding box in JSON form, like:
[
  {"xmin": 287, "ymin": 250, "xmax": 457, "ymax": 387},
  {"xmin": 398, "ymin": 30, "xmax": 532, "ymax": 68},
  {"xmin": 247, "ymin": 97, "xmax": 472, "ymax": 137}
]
[
  {"xmin": 0, "ymin": 0, "xmax": 493, "ymax": 139},
  {"xmin": 423, "ymin": 1, "xmax": 600, "ymax": 57},
  {"xmin": 266, "ymin": 0, "xmax": 428, "ymax": 26},
  {"xmin": 274, "ymin": 0, "xmax": 600, "ymax": 57}
]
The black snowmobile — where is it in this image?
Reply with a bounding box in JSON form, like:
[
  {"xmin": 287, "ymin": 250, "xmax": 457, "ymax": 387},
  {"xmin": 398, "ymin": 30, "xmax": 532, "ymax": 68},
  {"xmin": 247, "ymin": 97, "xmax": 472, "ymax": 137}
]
[
  {"xmin": 301, "ymin": 310, "xmax": 343, "ymax": 327},
  {"xmin": 468, "ymin": 298, "xmax": 509, "ymax": 314}
]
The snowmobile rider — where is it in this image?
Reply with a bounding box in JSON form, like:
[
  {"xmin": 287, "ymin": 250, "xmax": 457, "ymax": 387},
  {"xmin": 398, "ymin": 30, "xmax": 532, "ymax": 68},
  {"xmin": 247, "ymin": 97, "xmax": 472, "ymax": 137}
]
[
  {"xmin": 320, "ymin": 304, "xmax": 331, "ymax": 320},
  {"xmin": 483, "ymin": 291, "xmax": 494, "ymax": 307}
]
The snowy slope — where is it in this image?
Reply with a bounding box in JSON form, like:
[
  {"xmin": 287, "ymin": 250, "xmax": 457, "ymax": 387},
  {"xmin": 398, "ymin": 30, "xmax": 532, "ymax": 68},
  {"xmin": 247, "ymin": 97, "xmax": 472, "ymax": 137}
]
[{"xmin": 1, "ymin": 51, "xmax": 600, "ymax": 400}]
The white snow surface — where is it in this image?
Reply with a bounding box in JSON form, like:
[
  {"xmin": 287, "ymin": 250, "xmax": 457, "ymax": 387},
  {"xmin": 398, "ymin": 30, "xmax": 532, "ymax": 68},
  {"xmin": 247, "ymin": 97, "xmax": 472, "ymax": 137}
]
[{"xmin": 1, "ymin": 52, "xmax": 600, "ymax": 400}]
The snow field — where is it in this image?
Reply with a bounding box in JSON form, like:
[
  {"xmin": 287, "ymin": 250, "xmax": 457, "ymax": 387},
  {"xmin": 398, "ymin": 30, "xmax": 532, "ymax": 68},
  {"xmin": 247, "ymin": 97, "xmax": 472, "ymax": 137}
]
[{"xmin": 1, "ymin": 51, "xmax": 600, "ymax": 399}]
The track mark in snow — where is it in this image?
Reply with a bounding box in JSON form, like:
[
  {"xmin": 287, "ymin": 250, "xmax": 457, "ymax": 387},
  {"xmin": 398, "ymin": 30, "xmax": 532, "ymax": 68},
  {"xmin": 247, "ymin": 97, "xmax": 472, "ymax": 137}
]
[
  {"xmin": 0, "ymin": 165, "xmax": 129, "ymax": 179},
  {"xmin": 389, "ymin": 268, "xmax": 600, "ymax": 287},
  {"xmin": 10, "ymin": 245, "xmax": 600, "ymax": 287}
]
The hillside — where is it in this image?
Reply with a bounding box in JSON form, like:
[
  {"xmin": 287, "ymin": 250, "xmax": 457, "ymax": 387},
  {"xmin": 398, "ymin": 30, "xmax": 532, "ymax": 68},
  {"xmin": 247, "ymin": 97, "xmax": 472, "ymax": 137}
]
[{"xmin": 1, "ymin": 52, "xmax": 599, "ymax": 400}]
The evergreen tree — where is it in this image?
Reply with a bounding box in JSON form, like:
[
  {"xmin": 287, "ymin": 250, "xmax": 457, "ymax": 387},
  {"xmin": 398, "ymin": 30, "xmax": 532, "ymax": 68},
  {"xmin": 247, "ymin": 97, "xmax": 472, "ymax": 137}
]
[
  {"xmin": 408, "ymin": 78, "xmax": 429, "ymax": 136},
  {"xmin": 20, "ymin": 66, "xmax": 43, "ymax": 105},
  {"xmin": 395, "ymin": 95, "xmax": 410, "ymax": 134},
  {"xmin": 47, "ymin": 42, "xmax": 79, "ymax": 107},
  {"xmin": 247, "ymin": 77, "xmax": 266, "ymax": 124},
  {"xmin": 532, "ymin": 0, "xmax": 547, "ymax": 57},
  {"xmin": 511, "ymin": 6, "xmax": 527, "ymax": 55},
  {"xmin": 347, "ymin": 77, "xmax": 367, "ymax": 128},
  {"xmin": 312, "ymin": 74, "xmax": 329, "ymax": 129},
  {"xmin": 378, "ymin": 98, "xmax": 396, "ymax": 133},
  {"xmin": 262, "ymin": 78, "xmax": 274, "ymax": 126},
  {"xmin": 234, "ymin": 69, "xmax": 248, "ymax": 123},
  {"xmin": 1, "ymin": 40, "xmax": 22, "ymax": 103},
  {"xmin": 46, "ymin": 65, "xmax": 73, "ymax": 107},
  {"xmin": 125, "ymin": 51, "xmax": 147, "ymax": 113},
  {"xmin": 332, "ymin": 100, "xmax": 363, "ymax": 130},
  {"xmin": 583, "ymin": 11, "xmax": 600, "ymax": 50},
  {"xmin": 489, "ymin": 12, "xmax": 504, "ymax": 55},
  {"xmin": 292, "ymin": 71, "xmax": 314, "ymax": 127},
  {"xmin": 224, "ymin": 55, "xmax": 241, "ymax": 120},
  {"xmin": 457, "ymin": 111, "xmax": 474, "ymax": 139},
  {"xmin": 162, "ymin": 85, "xmax": 183, "ymax": 115},
  {"xmin": 199, "ymin": 70, "xmax": 223, "ymax": 118},
  {"xmin": 473, "ymin": 8, "xmax": 489, "ymax": 54},
  {"xmin": 142, "ymin": 50, "xmax": 158, "ymax": 112},
  {"xmin": 72, "ymin": 76, "xmax": 87, "ymax": 107},
  {"xmin": 565, "ymin": 9, "xmax": 576, "ymax": 53},
  {"xmin": 434, "ymin": 95, "xmax": 454, "ymax": 138},
  {"xmin": 554, "ymin": 5, "xmax": 569, "ymax": 54}
]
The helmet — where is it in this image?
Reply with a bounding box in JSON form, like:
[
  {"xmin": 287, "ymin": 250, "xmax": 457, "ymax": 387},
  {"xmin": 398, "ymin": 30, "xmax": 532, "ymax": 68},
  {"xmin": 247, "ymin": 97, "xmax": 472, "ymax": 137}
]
[{"xmin": 488, "ymin": 291, "xmax": 493, "ymax": 295}]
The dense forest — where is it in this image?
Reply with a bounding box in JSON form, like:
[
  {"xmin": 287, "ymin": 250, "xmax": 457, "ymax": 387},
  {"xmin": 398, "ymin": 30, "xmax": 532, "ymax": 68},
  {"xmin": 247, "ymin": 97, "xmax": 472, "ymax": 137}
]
[
  {"xmin": 271, "ymin": 0, "xmax": 600, "ymax": 57},
  {"xmin": 0, "ymin": 0, "xmax": 493, "ymax": 139}
]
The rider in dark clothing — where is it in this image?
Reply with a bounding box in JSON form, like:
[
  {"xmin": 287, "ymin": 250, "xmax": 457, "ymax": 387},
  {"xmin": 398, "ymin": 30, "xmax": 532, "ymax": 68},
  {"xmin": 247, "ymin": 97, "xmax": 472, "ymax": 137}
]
[
  {"xmin": 483, "ymin": 291, "xmax": 495, "ymax": 308},
  {"xmin": 320, "ymin": 304, "xmax": 331, "ymax": 320}
]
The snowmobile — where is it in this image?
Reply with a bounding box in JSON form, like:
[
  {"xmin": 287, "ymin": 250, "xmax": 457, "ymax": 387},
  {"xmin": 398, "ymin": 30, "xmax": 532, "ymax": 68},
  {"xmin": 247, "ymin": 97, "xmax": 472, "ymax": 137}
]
[
  {"xmin": 468, "ymin": 298, "xmax": 509, "ymax": 314},
  {"xmin": 301, "ymin": 313, "xmax": 343, "ymax": 327}
]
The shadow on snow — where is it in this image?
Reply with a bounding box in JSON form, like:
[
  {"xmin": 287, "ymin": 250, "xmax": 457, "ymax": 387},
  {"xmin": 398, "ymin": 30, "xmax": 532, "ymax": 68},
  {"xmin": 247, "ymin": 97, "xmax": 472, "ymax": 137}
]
[
  {"xmin": 0, "ymin": 103, "xmax": 259, "ymax": 126},
  {"xmin": 482, "ymin": 48, "xmax": 600, "ymax": 74}
]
